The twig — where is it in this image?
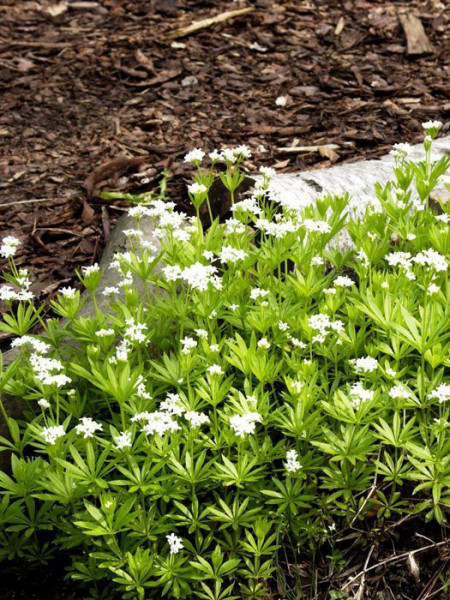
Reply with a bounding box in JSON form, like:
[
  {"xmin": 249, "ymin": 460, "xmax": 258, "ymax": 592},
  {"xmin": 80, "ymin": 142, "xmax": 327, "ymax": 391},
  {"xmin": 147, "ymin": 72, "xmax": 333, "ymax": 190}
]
[
  {"xmin": 278, "ymin": 144, "xmax": 341, "ymax": 154},
  {"xmin": 341, "ymin": 540, "xmax": 449, "ymax": 590},
  {"xmin": 354, "ymin": 545, "xmax": 375, "ymax": 600},
  {"xmin": 0, "ymin": 198, "xmax": 51, "ymax": 208},
  {"xmin": 168, "ymin": 7, "xmax": 255, "ymax": 40}
]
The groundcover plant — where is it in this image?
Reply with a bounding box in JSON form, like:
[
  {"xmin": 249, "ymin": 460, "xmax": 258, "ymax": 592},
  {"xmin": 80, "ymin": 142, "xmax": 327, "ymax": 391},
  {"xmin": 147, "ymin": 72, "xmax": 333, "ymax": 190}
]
[{"xmin": 0, "ymin": 123, "xmax": 449, "ymax": 599}]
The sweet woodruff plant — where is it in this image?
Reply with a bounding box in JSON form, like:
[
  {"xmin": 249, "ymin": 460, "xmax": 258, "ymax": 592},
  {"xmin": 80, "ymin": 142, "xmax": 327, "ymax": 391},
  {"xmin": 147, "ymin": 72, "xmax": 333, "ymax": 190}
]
[{"xmin": 0, "ymin": 122, "xmax": 449, "ymax": 599}]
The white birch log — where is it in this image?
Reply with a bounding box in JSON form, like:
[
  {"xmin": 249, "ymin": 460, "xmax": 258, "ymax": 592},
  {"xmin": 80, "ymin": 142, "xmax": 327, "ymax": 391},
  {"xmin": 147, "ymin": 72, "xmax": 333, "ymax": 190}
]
[{"xmin": 253, "ymin": 135, "xmax": 449, "ymax": 217}]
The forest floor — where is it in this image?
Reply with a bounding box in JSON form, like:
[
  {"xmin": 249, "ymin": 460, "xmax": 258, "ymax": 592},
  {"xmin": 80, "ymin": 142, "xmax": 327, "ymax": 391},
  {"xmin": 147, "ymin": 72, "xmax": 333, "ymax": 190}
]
[{"xmin": 0, "ymin": 1, "xmax": 449, "ymax": 598}]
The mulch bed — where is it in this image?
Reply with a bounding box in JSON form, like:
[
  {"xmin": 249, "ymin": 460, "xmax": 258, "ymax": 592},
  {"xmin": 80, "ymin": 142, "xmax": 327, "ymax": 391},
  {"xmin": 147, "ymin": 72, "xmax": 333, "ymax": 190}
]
[
  {"xmin": 0, "ymin": 1, "xmax": 449, "ymax": 598},
  {"xmin": 1, "ymin": 0, "xmax": 449, "ymax": 298}
]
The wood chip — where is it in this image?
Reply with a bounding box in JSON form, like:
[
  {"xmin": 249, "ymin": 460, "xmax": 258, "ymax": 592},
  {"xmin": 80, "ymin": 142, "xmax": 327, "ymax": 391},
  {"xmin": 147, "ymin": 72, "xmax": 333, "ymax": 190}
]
[{"xmin": 399, "ymin": 12, "xmax": 435, "ymax": 56}]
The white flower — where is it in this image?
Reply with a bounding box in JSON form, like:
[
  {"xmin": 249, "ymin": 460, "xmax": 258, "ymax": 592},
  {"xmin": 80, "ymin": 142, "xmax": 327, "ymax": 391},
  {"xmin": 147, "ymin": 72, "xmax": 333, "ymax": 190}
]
[
  {"xmin": 311, "ymin": 256, "xmax": 324, "ymax": 266},
  {"xmin": 124, "ymin": 318, "xmax": 147, "ymax": 343},
  {"xmin": 259, "ymin": 166, "xmax": 276, "ymax": 179},
  {"xmin": 230, "ymin": 412, "xmax": 262, "ymax": 437},
  {"xmin": 75, "ymin": 417, "xmax": 103, "ymax": 439},
  {"xmin": 275, "ymin": 95, "xmax": 287, "ymax": 107},
  {"xmin": 390, "ymin": 142, "xmax": 412, "ymax": 159},
  {"xmin": 82, "ymin": 264, "xmax": 100, "ymax": 277},
  {"xmin": 210, "ymin": 344, "xmax": 219, "ymax": 352},
  {"xmin": 233, "ymin": 144, "xmax": 252, "ymax": 159},
  {"xmin": 436, "ymin": 214, "xmax": 450, "ymax": 223},
  {"xmin": 30, "ymin": 353, "xmax": 72, "ymax": 387},
  {"xmin": 351, "ymin": 356, "xmax": 378, "ymax": 373},
  {"xmin": 181, "ymin": 262, "xmax": 222, "ymax": 291},
  {"xmin": 0, "ymin": 236, "xmax": 20, "ymax": 259},
  {"xmin": 285, "ymin": 449, "xmax": 301, "ymax": 473},
  {"xmin": 96, "ymin": 328, "xmax": 114, "ymax": 338},
  {"xmin": 324, "ymin": 288, "xmax": 336, "ymax": 295},
  {"xmin": 218, "ymin": 245, "xmax": 247, "ymax": 264},
  {"xmin": 184, "ymin": 411, "xmax": 210, "ymax": 428},
  {"xmin": 257, "ymin": 337, "xmax": 270, "ymax": 349},
  {"xmin": 42, "ymin": 425, "xmax": 65, "ymax": 445},
  {"xmin": 290, "ymin": 336, "xmax": 306, "ymax": 349},
  {"xmin": 160, "ymin": 393, "xmax": 185, "ymax": 416},
  {"xmin": 209, "ymin": 149, "xmax": 221, "ymax": 162},
  {"xmin": 163, "ymin": 265, "xmax": 182, "ymax": 282},
  {"xmin": 195, "ymin": 328, "xmax": 208, "ymax": 339},
  {"xmin": 278, "ymin": 321, "xmax": 289, "ymax": 331},
  {"xmin": 114, "ymin": 430, "xmax": 132, "ymax": 449},
  {"xmin": 184, "ymin": 148, "xmax": 205, "ymax": 163},
  {"xmin": 181, "ymin": 336, "xmax": 197, "ymax": 353},
  {"xmin": 302, "ymin": 219, "xmax": 331, "ymax": 234},
  {"xmin": 221, "ymin": 148, "xmax": 237, "ymax": 163},
  {"xmin": 422, "ymin": 120, "xmax": 442, "ymax": 132},
  {"xmin": 38, "ymin": 398, "xmax": 50, "ymax": 409},
  {"xmin": 102, "ymin": 286, "xmax": 120, "ymax": 297},
  {"xmin": 334, "ymin": 276, "xmax": 354, "ymax": 287},
  {"xmin": 413, "ymin": 248, "xmax": 447, "ymax": 272},
  {"xmin": 429, "ymin": 383, "xmax": 450, "ymax": 404},
  {"xmin": 388, "ymin": 385, "xmax": 411, "ymax": 400},
  {"xmin": 128, "ymin": 205, "xmax": 151, "ymax": 218},
  {"xmin": 59, "ymin": 287, "xmax": 77, "ymax": 298},
  {"xmin": 385, "ymin": 366, "xmax": 397, "ymax": 378},
  {"xmin": 11, "ymin": 336, "xmax": 50, "ymax": 354},
  {"xmin": 188, "ymin": 182, "xmax": 207, "ymax": 196},
  {"xmin": 381, "ymin": 281, "xmax": 389, "ymax": 289},
  {"xmin": 427, "ymin": 283, "xmax": 440, "ymax": 295},
  {"xmin": 207, "ymin": 364, "xmax": 224, "ymax": 376},
  {"xmin": 231, "ymin": 196, "xmax": 263, "ymax": 216},
  {"xmin": 349, "ymin": 382, "xmax": 374, "ymax": 408},
  {"xmin": 250, "ymin": 288, "xmax": 269, "ymax": 300},
  {"xmin": 141, "ymin": 412, "xmax": 181, "ymax": 436},
  {"xmin": 167, "ymin": 533, "xmax": 184, "ymax": 554}
]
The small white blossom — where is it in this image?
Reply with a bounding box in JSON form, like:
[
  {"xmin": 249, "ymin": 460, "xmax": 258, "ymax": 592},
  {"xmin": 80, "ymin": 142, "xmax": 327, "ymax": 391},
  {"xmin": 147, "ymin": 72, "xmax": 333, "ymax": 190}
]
[
  {"xmin": 59, "ymin": 287, "xmax": 77, "ymax": 298},
  {"xmin": 257, "ymin": 337, "xmax": 270, "ymax": 349},
  {"xmin": 334, "ymin": 276, "xmax": 354, "ymax": 288},
  {"xmin": 75, "ymin": 417, "xmax": 103, "ymax": 439},
  {"xmin": 184, "ymin": 411, "xmax": 210, "ymax": 428},
  {"xmin": 96, "ymin": 328, "xmax": 114, "ymax": 338},
  {"xmin": 351, "ymin": 356, "xmax": 378, "ymax": 373},
  {"xmin": 167, "ymin": 533, "xmax": 184, "ymax": 554},
  {"xmin": 388, "ymin": 385, "xmax": 411, "ymax": 400},
  {"xmin": 184, "ymin": 148, "xmax": 205, "ymax": 163},
  {"xmin": 230, "ymin": 412, "xmax": 262, "ymax": 437},
  {"xmin": 188, "ymin": 182, "xmax": 207, "ymax": 196},
  {"xmin": 285, "ymin": 449, "xmax": 301, "ymax": 473},
  {"xmin": 429, "ymin": 383, "xmax": 450, "ymax": 404},
  {"xmin": 38, "ymin": 398, "xmax": 50, "ymax": 409},
  {"xmin": 218, "ymin": 245, "xmax": 247, "ymax": 264},
  {"xmin": 0, "ymin": 236, "xmax": 20, "ymax": 259},
  {"xmin": 250, "ymin": 288, "xmax": 269, "ymax": 300},
  {"xmin": 208, "ymin": 364, "xmax": 224, "ymax": 375},
  {"xmin": 427, "ymin": 283, "xmax": 440, "ymax": 295},
  {"xmin": 181, "ymin": 336, "xmax": 197, "ymax": 354},
  {"xmin": 349, "ymin": 382, "xmax": 374, "ymax": 408},
  {"xmin": 114, "ymin": 431, "xmax": 132, "ymax": 450},
  {"xmin": 42, "ymin": 425, "xmax": 65, "ymax": 445},
  {"xmin": 278, "ymin": 321, "xmax": 289, "ymax": 331}
]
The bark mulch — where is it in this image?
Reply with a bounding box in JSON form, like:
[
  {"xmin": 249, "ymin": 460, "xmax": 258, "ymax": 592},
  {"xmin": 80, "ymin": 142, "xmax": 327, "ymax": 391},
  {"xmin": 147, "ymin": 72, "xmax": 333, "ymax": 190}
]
[{"xmin": 1, "ymin": 0, "xmax": 449, "ymax": 298}]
